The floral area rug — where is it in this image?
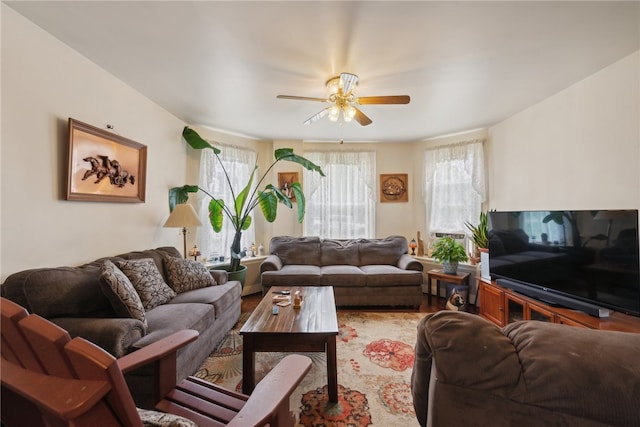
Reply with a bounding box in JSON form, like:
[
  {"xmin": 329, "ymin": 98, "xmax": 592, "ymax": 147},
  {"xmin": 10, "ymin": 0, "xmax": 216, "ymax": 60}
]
[{"xmin": 193, "ymin": 311, "xmax": 426, "ymax": 427}]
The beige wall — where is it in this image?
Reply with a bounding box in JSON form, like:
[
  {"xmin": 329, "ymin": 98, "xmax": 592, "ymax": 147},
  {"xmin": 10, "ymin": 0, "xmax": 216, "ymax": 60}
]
[
  {"xmin": 488, "ymin": 51, "xmax": 639, "ymax": 212},
  {"xmin": 1, "ymin": 5, "xmax": 187, "ymax": 281}
]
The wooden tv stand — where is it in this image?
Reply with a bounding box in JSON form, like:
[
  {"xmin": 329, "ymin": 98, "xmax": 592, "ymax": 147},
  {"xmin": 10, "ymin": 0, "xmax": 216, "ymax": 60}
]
[{"xmin": 478, "ymin": 279, "xmax": 640, "ymax": 333}]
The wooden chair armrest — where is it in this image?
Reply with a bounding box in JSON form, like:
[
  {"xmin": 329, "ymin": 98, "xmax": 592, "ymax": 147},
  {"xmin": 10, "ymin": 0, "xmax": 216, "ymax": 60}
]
[
  {"xmin": 227, "ymin": 354, "xmax": 312, "ymax": 427},
  {"xmin": 118, "ymin": 329, "xmax": 199, "ymax": 373},
  {"xmin": 1, "ymin": 358, "xmax": 110, "ymax": 420}
]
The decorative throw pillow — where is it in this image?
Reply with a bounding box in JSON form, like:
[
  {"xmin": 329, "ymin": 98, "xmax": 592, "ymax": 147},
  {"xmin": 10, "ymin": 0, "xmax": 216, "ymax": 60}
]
[
  {"xmin": 137, "ymin": 408, "xmax": 198, "ymax": 427},
  {"xmin": 115, "ymin": 258, "xmax": 176, "ymax": 310},
  {"xmin": 164, "ymin": 256, "xmax": 216, "ymax": 293},
  {"xmin": 99, "ymin": 260, "xmax": 147, "ymax": 328}
]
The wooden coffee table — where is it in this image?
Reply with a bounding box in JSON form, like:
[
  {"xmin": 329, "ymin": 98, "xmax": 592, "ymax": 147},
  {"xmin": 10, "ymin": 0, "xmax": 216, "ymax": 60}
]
[{"xmin": 240, "ymin": 286, "xmax": 339, "ymax": 402}]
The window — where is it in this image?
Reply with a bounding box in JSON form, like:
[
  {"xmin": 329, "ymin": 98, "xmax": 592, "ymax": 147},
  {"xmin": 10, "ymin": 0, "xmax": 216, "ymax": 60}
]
[
  {"xmin": 423, "ymin": 140, "xmax": 486, "ymax": 240},
  {"xmin": 197, "ymin": 144, "xmax": 257, "ymax": 260},
  {"xmin": 303, "ymin": 151, "xmax": 376, "ymax": 238}
]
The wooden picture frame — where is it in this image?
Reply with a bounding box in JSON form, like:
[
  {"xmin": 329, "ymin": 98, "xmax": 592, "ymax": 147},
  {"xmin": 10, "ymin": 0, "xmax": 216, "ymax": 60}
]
[
  {"xmin": 278, "ymin": 172, "xmax": 299, "ymax": 202},
  {"xmin": 380, "ymin": 173, "xmax": 408, "ymax": 203},
  {"xmin": 66, "ymin": 118, "xmax": 147, "ymax": 202}
]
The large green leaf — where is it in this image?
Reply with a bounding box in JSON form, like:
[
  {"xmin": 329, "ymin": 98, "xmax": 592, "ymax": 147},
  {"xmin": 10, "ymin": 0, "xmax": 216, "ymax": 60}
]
[
  {"xmin": 169, "ymin": 185, "xmax": 198, "ymax": 211},
  {"xmin": 290, "ymin": 182, "xmax": 305, "ymax": 222},
  {"xmin": 182, "ymin": 127, "xmax": 221, "ymax": 153},
  {"xmin": 265, "ymin": 183, "xmax": 292, "ymax": 208},
  {"xmin": 258, "ymin": 191, "xmax": 278, "ymax": 222},
  {"xmin": 235, "ymin": 166, "xmax": 257, "ymax": 219},
  {"xmin": 275, "ymin": 148, "xmax": 325, "ymax": 176},
  {"xmin": 208, "ymin": 199, "xmax": 224, "ymax": 232}
]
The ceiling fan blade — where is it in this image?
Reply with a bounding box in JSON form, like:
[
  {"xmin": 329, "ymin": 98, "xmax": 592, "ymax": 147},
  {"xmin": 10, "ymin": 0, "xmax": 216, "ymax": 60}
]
[
  {"xmin": 277, "ymin": 95, "xmax": 328, "ymax": 102},
  {"xmin": 353, "ymin": 107, "xmax": 373, "ymax": 126},
  {"xmin": 357, "ymin": 95, "xmax": 410, "ymax": 105},
  {"xmin": 303, "ymin": 107, "xmax": 331, "ymax": 125},
  {"xmin": 340, "ymin": 73, "xmax": 358, "ymax": 95}
]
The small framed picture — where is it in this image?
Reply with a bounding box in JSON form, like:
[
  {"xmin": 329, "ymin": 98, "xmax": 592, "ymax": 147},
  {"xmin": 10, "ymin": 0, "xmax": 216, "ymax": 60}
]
[
  {"xmin": 278, "ymin": 172, "xmax": 299, "ymax": 202},
  {"xmin": 380, "ymin": 173, "xmax": 408, "ymax": 203},
  {"xmin": 66, "ymin": 118, "xmax": 147, "ymax": 202}
]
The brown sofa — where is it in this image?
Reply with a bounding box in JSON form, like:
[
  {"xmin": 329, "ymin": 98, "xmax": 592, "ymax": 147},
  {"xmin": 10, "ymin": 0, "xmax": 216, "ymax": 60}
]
[
  {"xmin": 0, "ymin": 247, "xmax": 241, "ymax": 408},
  {"xmin": 260, "ymin": 235, "xmax": 423, "ymax": 307},
  {"xmin": 411, "ymin": 311, "xmax": 640, "ymax": 427}
]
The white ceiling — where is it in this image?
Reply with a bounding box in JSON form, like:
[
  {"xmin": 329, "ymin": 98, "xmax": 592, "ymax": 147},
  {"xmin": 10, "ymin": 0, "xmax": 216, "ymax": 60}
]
[{"xmin": 5, "ymin": 1, "xmax": 639, "ymax": 143}]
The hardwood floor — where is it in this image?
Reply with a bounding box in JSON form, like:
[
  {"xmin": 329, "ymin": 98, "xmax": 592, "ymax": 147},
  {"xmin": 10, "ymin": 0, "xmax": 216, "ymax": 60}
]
[{"xmin": 241, "ymin": 292, "xmax": 476, "ymax": 315}]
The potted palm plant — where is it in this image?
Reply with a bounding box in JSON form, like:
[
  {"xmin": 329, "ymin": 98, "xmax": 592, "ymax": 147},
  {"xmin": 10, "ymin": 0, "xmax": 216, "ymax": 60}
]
[
  {"xmin": 431, "ymin": 236, "xmax": 468, "ymax": 275},
  {"xmin": 169, "ymin": 127, "xmax": 325, "ymax": 282},
  {"xmin": 465, "ymin": 211, "xmax": 489, "ymax": 264}
]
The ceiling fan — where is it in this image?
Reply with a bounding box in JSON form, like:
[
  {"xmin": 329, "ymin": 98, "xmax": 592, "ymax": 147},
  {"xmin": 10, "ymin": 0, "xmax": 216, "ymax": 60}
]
[{"xmin": 277, "ymin": 72, "xmax": 410, "ymax": 126}]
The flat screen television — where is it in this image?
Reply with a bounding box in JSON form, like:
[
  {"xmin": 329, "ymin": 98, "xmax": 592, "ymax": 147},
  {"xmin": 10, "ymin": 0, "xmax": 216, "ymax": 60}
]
[{"xmin": 488, "ymin": 210, "xmax": 639, "ymax": 317}]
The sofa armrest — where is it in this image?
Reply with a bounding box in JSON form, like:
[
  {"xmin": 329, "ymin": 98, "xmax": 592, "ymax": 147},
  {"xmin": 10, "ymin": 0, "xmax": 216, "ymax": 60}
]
[
  {"xmin": 260, "ymin": 255, "xmax": 283, "ymax": 272},
  {"xmin": 51, "ymin": 317, "xmax": 146, "ymax": 358},
  {"xmin": 117, "ymin": 329, "xmax": 198, "ymax": 373},
  {"xmin": 412, "ymin": 311, "xmax": 522, "ymax": 426},
  {"xmin": 397, "ymin": 254, "xmax": 423, "ymax": 271},
  {"xmin": 209, "ymin": 269, "xmax": 228, "ymax": 285}
]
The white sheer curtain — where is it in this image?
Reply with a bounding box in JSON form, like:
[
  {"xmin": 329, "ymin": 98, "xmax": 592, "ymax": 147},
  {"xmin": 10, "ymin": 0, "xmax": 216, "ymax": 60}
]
[
  {"xmin": 303, "ymin": 150, "xmax": 376, "ymax": 238},
  {"xmin": 423, "ymin": 139, "xmax": 486, "ymax": 237},
  {"xmin": 197, "ymin": 144, "xmax": 257, "ymax": 261}
]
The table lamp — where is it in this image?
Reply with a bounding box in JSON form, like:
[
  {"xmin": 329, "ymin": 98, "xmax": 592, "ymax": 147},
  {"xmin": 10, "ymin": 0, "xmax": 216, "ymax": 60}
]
[{"xmin": 163, "ymin": 203, "xmax": 202, "ymax": 258}]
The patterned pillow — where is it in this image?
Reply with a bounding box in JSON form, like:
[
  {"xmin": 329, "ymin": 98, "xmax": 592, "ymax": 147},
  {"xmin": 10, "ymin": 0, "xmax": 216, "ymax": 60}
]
[
  {"xmin": 137, "ymin": 408, "xmax": 198, "ymax": 427},
  {"xmin": 99, "ymin": 260, "xmax": 147, "ymax": 328},
  {"xmin": 164, "ymin": 256, "xmax": 216, "ymax": 293},
  {"xmin": 115, "ymin": 258, "xmax": 176, "ymax": 310}
]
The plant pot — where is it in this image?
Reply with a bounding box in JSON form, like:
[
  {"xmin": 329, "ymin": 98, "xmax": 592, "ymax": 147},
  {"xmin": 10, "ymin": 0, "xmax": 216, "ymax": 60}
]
[
  {"xmin": 442, "ymin": 261, "xmax": 459, "ymax": 275},
  {"xmin": 211, "ymin": 264, "xmax": 247, "ymax": 286}
]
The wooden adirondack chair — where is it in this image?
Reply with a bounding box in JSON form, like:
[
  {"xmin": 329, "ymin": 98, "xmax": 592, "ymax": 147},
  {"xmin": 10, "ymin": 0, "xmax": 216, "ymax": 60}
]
[{"xmin": 1, "ymin": 297, "xmax": 312, "ymax": 427}]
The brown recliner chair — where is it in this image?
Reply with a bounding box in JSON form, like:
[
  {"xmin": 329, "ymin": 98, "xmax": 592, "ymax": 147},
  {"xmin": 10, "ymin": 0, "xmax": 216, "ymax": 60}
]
[{"xmin": 411, "ymin": 311, "xmax": 640, "ymax": 427}]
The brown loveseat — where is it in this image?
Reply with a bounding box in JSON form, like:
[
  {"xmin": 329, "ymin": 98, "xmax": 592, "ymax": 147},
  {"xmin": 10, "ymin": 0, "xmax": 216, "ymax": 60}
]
[
  {"xmin": 1, "ymin": 247, "xmax": 242, "ymax": 408},
  {"xmin": 411, "ymin": 311, "xmax": 640, "ymax": 427},
  {"xmin": 260, "ymin": 235, "xmax": 423, "ymax": 307}
]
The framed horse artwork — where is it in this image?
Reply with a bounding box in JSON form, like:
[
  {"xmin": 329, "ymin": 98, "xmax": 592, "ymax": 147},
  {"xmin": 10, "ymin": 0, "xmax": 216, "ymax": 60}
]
[{"xmin": 66, "ymin": 118, "xmax": 147, "ymax": 202}]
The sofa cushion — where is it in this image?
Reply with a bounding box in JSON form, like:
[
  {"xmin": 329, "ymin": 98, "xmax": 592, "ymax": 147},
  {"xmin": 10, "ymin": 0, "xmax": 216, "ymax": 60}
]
[
  {"xmin": 99, "ymin": 260, "xmax": 147, "ymax": 327},
  {"xmin": 269, "ymin": 236, "xmax": 321, "ymax": 266},
  {"xmin": 133, "ymin": 303, "xmax": 215, "ymax": 349},
  {"xmin": 115, "ymin": 258, "xmax": 176, "ymax": 310},
  {"xmin": 359, "ymin": 235, "xmax": 407, "ymax": 265},
  {"xmin": 319, "ymin": 265, "xmax": 366, "ymax": 286},
  {"xmin": 321, "ymin": 239, "xmax": 360, "ymax": 266},
  {"xmin": 164, "ymin": 257, "xmax": 216, "ymax": 293},
  {"xmin": 168, "ymin": 281, "xmax": 241, "ymax": 320},
  {"xmin": 360, "ymin": 265, "xmax": 423, "ymax": 286},
  {"xmin": 261, "ymin": 265, "xmax": 321, "ymax": 286},
  {"xmin": 4, "ymin": 265, "xmax": 113, "ymax": 318}
]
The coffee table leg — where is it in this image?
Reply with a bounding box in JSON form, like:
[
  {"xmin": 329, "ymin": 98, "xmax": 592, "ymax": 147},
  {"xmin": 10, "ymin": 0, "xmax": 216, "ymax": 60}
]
[
  {"xmin": 242, "ymin": 337, "xmax": 255, "ymax": 395},
  {"xmin": 327, "ymin": 336, "xmax": 338, "ymax": 402}
]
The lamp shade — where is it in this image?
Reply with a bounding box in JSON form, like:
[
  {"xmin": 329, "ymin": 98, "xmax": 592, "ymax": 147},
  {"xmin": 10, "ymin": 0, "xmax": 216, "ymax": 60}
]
[{"xmin": 163, "ymin": 203, "xmax": 202, "ymax": 228}]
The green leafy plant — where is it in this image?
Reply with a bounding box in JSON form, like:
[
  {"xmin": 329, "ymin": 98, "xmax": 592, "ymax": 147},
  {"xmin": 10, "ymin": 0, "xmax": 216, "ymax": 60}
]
[
  {"xmin": 170, "ymin": 127, "xmax": 325, "ymax": 272},
  {"xmin": 465, "ymin": 211, "xmax": 489, "ymax": 250},
  {"xmin": 431, "ymin": 236, "xmax": 469, "ymax": 264}
]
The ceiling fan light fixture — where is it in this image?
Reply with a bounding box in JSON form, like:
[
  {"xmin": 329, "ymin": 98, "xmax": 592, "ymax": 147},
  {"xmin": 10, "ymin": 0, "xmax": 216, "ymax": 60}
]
[
  {"xmin": 326, "ymin": 77, "xmax": 340, "ymax": 96},
  {"xmin": 343, "ymin": 104, "xmax": 356, "ymax": 122},
  {"xmin": 328, "ymin": 104, "xmax": 340, "ymax": 122}
]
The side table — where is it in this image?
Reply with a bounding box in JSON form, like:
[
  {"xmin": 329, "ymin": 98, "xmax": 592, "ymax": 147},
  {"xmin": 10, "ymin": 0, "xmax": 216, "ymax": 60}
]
[{"xmin": 426, "ymin": 269, "xmax": 471, "ymax": 307}]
